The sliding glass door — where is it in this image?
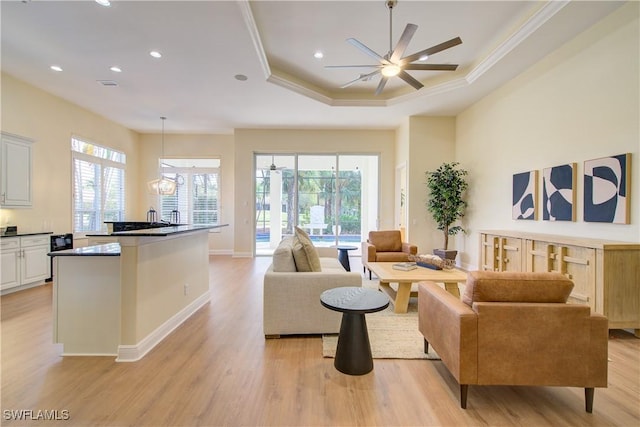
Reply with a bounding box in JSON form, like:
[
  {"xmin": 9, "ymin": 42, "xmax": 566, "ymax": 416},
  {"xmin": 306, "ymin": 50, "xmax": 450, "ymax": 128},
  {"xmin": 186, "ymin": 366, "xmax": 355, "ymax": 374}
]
[
  {"xmin": 255, "ymin": 153, "xmax": 378, "ymax": 256},
  {"xmin": 255, "ymin": 155, "xmax": 295, "ymax": 251}
]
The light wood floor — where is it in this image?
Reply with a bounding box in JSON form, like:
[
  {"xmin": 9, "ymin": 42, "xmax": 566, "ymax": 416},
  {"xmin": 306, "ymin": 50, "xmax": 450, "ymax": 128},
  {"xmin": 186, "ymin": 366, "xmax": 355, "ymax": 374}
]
[{"xmin": 2, "ymin": 256, "xmax": 639, "ymax": 426}]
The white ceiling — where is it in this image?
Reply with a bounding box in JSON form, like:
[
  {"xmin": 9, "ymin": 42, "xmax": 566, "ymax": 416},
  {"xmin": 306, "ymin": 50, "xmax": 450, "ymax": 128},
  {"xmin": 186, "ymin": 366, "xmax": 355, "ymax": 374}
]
[{"xmin": 0, "ymin": 0, "xmax": 625, "ymax": 134}]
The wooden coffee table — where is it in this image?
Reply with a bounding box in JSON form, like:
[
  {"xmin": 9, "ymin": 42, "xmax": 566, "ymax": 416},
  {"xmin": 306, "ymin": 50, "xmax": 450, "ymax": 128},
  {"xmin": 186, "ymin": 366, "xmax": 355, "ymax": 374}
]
[{"xmin": 365, "ymin": 262, "xmax": 467, "ymax": 313}]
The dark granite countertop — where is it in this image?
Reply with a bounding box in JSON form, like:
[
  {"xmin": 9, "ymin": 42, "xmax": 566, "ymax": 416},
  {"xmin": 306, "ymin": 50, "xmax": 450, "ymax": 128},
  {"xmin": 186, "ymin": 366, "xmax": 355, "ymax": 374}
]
[
  {"xmin": 110, "ymin": 224, "xmax": 228, "ymax": 237},
  {"xmin": 1, "ymin": 231, "xmax": 53, "ymax": 238},
  {"xmin": 48, "ymin": 243, "xmax": 121, "ymax": 257}
]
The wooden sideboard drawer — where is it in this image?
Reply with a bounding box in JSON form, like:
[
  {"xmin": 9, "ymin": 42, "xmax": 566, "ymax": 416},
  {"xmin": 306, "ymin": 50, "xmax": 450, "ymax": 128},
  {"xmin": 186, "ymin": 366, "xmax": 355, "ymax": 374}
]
[{"xmin": 479, "ymin": 230, "xmax": 640, "ymax": 336}]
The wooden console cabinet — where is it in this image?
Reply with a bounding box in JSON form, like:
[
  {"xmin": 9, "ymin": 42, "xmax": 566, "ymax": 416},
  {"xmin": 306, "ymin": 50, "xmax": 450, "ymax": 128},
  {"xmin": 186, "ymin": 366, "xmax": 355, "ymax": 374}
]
[{"xmin": 480, "ymin": 230, "xmax": 640, "ymax": 336}]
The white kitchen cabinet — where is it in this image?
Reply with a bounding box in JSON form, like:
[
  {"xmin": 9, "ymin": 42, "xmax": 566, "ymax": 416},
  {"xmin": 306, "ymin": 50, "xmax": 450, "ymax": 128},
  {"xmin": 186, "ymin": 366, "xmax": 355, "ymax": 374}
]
[
  {"xmin": 0, "ymin": 234, "xmax": 50, "ymax": 293},
  {"xmin": 1, "ymin": 238, "xmax": 20, "ymax": 290},
  {"xmin": 20, "ymin": 235, "xmax": 50, "ymax": 285},
  {"xmin": 1, "ymin": 132, "xmax": 34, "ymax": 207}
]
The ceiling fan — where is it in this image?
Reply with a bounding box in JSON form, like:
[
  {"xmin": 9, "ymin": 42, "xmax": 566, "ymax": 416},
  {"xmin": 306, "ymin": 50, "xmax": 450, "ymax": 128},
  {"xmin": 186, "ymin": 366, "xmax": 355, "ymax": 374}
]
[
  {"xmin": 326, "ymin": 0, "xmax": 462, "ymax": 95},
  {"xmin": 268, "ymin": 156, "xmax": 286, "ymax": 173}
]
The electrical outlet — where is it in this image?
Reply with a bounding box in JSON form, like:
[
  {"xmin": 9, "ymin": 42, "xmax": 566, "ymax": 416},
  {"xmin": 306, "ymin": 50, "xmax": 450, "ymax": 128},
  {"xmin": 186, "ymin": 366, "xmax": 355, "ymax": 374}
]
[{"xmin": 183, "ymin": 283, "xmax": 189, "ymax": 296}]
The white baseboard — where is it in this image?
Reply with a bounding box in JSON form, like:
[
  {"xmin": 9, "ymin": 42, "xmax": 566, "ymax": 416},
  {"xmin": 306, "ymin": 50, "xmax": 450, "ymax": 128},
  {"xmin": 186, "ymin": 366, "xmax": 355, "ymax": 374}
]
[
  {"xmin": 209, "ymin": 249, "xmax": 233, "ymax": 255},
  {"xmin": 1, "ymin": 280, "xmax": 46, "ymax": 296},
  {"xmin": 232, "ymin": 251, "xmax": 253, "ymax": 258},
  {"xmin": 116, "ymin": 291, "xmax": 211, "ymax": 362},
  {"xmin": 62, "ymin": 351, "xmax": 118, "ymax": 357}
]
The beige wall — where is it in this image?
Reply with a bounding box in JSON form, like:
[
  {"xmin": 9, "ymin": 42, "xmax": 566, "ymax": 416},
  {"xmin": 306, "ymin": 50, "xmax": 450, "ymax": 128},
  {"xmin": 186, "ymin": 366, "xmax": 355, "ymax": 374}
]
[
  {"xmin": 233, "ymin": 129, "xmax": 395, "ymax": 256},
  {"xmin": 0, "ymin": 73, "xmax": 140, "ymax": 235},
  {"xmin": 2, "ymin": 2, "xmax": 638, "ymax": 263},
  {"xmin": 457, "ymin": 2, "xmax": 640, "ymax": 270},
  {"xmin": 395, "ymin": 116, "xmax": 457, "ymax": 255},
  {"xmin": 138, "ymin": 133, "xmax": 235, "ymax": 253},
  {"xmin": 406, "ymin": 116, "xmax": 457, "ymax": 255}
]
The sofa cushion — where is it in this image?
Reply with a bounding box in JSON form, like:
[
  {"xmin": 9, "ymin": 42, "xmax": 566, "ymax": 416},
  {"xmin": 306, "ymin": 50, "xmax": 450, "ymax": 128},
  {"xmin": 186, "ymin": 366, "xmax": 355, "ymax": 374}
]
[
  {"xmin": 272, "ymin": 236, "xmax": 297, "ymax": 272},
  {"xmin": 320, "ymin": 256, "xmax": 345, "ymax": 271},
  {"xmin": 368, "ymin": 230, "xmax": 402, "ymax": 252},
  {"xmin": 292, "ymin": 226, "xmax": 321, "ymax": 272},
  {"xmin": 462, "ymin": 271, "xmax": 574, "ymax": 307}
]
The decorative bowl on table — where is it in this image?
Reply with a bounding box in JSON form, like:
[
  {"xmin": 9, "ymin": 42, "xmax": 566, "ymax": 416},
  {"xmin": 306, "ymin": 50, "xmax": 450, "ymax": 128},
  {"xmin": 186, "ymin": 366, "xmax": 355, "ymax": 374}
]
[{"xmin": 409, "ymin": 254, "xmax": 455, "ymax": 270}]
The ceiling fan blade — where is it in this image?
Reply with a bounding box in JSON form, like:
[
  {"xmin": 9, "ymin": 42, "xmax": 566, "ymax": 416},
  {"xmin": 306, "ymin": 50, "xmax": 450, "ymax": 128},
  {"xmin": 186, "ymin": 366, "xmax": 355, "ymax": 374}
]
[
  {"xmin": 375, "ymin": 76, "xmax": 389, "ymax": 96},
  {"xmin": 325, "ymin": 65, "xmax": 382, "ymax": 69},
  {"xmin": 390, "ymin": 23, "xmax": 418, "ymax": 63},
  {"xmin": 404, "ymin": 64, "xmax": 459, "ymax": 71},
  {"xmin": 340, "ymin": 69, "xmax": 381, "ymax": 89},
  {"xmin": 401, "ymin": 37, "xmax": 463, "ymax": 65},
  {"xmin": 347, "ymin": 38, "xmax": 389, "ymax": 64},
  {"xmin": 398, "ymin": 70, "xmax": 424, "ymax": 90}
]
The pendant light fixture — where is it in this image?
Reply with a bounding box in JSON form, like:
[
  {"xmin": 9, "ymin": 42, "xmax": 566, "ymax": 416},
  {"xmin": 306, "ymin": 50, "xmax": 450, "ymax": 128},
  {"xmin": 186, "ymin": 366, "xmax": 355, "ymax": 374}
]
[{"xmin": 147, "ymin": 116, "xmax": 177, "ymax": 195}]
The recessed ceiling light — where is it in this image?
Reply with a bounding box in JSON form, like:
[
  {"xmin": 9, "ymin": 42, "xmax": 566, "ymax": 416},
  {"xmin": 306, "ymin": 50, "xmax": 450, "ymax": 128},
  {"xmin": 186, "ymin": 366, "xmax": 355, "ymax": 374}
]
[
  {"xmin": 149, "ymin": 50, "xmax": 162, "ymax": 58},
  {"xmin": 95, "ymin": 0, "xmax": 111, "ymax": 6},
  {"xmin": 314, "ymin": 51, "xmax": 324, "ymax": 59},
  {"xmin": 234, "ymin": 74, "xmax": 248, "ymax": 81},
  {"xmin": 110, "ymin": 66, "xmax": 122, "ymax": 72},
  {"xmin": 50, "ymin": 65, "xmax": 63, "ymax": 72},
  {"xmin": 419, "ymin": 54, "xmax": 429, "ymax": 61}
]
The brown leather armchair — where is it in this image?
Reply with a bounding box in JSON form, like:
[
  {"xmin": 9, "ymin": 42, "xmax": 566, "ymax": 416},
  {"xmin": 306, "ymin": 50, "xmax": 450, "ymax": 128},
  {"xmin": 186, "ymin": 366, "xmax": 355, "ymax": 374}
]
[
  {"xmin": 362, "ymin": 230, "xmax": 418, "ymax": 279},
  {"xmin": 418, "ymin": 271, "xmax": 608, "ymax": 412}
]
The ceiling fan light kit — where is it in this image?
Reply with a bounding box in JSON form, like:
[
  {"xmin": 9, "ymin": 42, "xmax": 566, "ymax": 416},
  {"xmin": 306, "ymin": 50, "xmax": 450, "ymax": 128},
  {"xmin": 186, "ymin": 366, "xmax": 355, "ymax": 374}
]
[{"xmin": 327, "ymin": 0, "xmax": 462, "ymax": 95}]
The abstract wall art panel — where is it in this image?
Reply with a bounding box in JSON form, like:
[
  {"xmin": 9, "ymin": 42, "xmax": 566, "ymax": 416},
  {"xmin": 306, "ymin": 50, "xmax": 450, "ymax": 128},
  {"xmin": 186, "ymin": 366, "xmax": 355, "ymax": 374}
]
[
  {"xmin": 512, "ymin": 170, "xmax": 538, "ymax": 220},
  {"xmin": 584, "ymin": 153, "xmax": 631, "ymax": 224},
  {"xmin": 543, "ymin": 163, "xmax": 576, "ymax": 221}
]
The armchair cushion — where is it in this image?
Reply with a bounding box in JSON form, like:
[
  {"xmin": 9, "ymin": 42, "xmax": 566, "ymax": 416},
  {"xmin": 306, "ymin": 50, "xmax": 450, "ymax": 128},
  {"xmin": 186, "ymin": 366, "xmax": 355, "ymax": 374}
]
[
  {"xmin": 462, "ymin": 271, "xmax": 573, "ymax": 307},
  {"xmin": 368, "ymin": 230, "xmax": 402, "ymax": 252}
]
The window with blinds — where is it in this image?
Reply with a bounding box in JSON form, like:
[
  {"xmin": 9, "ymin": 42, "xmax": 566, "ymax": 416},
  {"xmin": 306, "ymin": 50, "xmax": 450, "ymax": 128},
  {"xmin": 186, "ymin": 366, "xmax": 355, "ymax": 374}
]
[
  {"xmin": 72, "ymin": 137, "xmax": 125, "ymax": 233},
  {"xmin": 158, "ymin": 159, "xmax": 220, "ymax": 227}
]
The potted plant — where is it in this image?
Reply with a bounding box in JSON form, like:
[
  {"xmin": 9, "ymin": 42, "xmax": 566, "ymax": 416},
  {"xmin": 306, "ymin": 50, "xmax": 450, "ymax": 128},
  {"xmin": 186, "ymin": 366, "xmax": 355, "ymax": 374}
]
[{"xmin": 425, "ymin": 162, "xmax": 469, "ymax": 260}]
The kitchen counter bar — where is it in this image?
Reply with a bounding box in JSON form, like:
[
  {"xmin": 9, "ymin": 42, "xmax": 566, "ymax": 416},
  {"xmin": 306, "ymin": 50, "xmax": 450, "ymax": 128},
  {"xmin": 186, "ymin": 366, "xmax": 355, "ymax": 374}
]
[
  {"xmin": 111, "ymin": 224, "xmax": 226, "ymax": 236},
  {"xmin": 51, "ymin": 227, "xmax": 214, "ymax": 361},
  {"xmin": 49, "ymin": 243, "xmax": 121, "ymax": 256},
  {"xmin": 1, "ymin": 231, "xmax": 52, "ymax": 238}
]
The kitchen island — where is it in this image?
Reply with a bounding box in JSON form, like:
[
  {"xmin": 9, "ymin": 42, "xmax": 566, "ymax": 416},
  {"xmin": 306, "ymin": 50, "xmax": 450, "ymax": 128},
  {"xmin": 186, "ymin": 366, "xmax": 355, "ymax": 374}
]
[{"xmin": 50, "ymin": 225, "xmax": 226, "ymax": 361}]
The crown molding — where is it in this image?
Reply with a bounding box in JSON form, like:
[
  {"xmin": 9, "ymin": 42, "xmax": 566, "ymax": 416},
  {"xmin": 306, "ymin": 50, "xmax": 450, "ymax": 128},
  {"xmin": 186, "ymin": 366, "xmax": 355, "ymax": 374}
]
[
  {"xmin": 466, "ymin": 0, "xmax": 570, "ymax": 84},
  {"xmin": 238, "ymin": 0, "xmax": 570, "ymax": 108}
]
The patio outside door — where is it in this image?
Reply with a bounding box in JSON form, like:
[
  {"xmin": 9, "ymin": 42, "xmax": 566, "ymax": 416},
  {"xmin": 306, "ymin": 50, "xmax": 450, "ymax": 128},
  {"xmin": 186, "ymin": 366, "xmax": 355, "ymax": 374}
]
[{"xmin": 255, "ymin": 153, "xmax": 378, "ymax": 256}]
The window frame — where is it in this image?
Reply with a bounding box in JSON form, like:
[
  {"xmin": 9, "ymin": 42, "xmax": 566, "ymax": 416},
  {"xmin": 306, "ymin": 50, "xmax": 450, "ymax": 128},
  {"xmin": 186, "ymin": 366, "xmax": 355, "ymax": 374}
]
[
  {"xmin": 157, "ymin": 160, "xmax": 221, "ymax": 230},
  {"xmin": 71, "ymin": 137, "xmax": 126, "ymax": 237}
]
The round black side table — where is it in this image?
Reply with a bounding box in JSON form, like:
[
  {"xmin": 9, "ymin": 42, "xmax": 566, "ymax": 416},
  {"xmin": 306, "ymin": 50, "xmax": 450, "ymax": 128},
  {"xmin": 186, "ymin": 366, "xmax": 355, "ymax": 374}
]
[
  {"xmin": 334, "ymin": 245, "xmax": 357, "ymax": 271},
  {"xmin": 320, "ymin": 287, "xmax": 389, "ymax": 375}
]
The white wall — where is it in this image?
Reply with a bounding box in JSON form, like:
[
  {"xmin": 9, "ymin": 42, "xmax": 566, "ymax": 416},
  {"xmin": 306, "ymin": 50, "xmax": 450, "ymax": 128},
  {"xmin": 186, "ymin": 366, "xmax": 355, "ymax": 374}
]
[{"xmin": 456, "ymin": 2, "xmax": 640, "ymax": 270}]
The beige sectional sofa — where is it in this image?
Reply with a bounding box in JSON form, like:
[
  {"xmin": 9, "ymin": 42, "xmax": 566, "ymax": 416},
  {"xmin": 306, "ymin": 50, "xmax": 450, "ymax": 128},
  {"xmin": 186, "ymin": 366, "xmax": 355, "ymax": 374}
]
[{"xmin": 263, "ymin": 228, "xmax": 362, "ymax": 337}]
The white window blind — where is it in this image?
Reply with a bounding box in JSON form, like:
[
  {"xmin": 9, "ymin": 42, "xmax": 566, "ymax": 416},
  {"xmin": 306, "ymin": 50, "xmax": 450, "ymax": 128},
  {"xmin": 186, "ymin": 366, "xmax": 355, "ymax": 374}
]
[
  {"xmin": 72, "ymin": 137, "xmax": 125, "ymax": 233},
  {"xmin": 158, "ymin": 159, "xmax": 219, "ymax": 227}
]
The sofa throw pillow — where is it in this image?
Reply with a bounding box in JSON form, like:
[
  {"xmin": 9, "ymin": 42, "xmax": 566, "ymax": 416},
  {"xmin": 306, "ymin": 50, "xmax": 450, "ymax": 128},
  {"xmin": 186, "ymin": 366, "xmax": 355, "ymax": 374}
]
[
  {"xmin": 272, "ymin": 236, "xmax": 297, "ymax": 272},
  {"xmin": 462, "ymin": 271, "xmax": 574, "ymax": 307},
  {"xmin": 293, "ymin": 226, "xmax": 321, "ymax": 272}
]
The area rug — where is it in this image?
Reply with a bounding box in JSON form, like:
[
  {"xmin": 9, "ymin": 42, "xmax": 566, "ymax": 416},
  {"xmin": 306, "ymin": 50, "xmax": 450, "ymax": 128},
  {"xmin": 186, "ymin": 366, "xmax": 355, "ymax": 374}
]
[{"xmin": 322, "ymin": 279, "xmax": 440, "ymax": 360}]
